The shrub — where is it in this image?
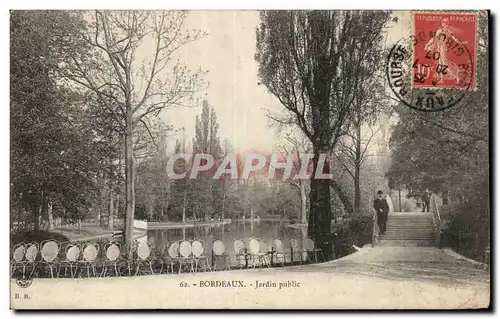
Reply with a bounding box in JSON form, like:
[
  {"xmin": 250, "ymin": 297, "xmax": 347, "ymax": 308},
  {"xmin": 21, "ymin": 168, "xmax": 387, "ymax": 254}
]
[
  {"xmin": 440, "ymin": 192, "xmax": 489, "ymax": 263},
  {"xmin": 333, "ymin": 213, "xmax": 373, "ymax": 258},
  {"xmin": 439, "ymin": 203, "xmax": 462, "ymax": 219}
]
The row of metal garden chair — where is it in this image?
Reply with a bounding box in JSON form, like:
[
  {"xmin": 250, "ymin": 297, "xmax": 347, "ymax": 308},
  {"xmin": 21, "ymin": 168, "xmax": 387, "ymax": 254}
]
[
  {"xmin": 11, "ymin": 240, "xmax": 154, "ymax": 279},
  {"xmin": 10, "ymin": 237, "xmax": 325, "ymax": 279},
  {"xmin": 10, "ymin": 239, "xmax": 213, "ymax": 279},
  {"xmin": 225, "ymin": 237, "xmax": 325, "ymax": 269}
]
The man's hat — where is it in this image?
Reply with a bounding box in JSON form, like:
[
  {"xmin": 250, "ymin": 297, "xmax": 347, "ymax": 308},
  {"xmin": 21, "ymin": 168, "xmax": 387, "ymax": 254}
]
[{"xmin": 377, "ymin": 190, "xmax": 383, "ymax": 195}]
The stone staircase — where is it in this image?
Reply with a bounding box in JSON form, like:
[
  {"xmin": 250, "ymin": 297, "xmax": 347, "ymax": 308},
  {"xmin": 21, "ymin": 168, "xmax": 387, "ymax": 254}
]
[{"xmin": 378, "ymin": 212, "xmax": 437, "ymax": 247}]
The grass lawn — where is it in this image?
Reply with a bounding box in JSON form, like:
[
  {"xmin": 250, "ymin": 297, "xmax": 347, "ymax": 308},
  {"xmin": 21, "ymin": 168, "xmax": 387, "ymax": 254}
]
[{"xmin": 11, "ymin": 230, "xmax": 70, "ymax": 246}]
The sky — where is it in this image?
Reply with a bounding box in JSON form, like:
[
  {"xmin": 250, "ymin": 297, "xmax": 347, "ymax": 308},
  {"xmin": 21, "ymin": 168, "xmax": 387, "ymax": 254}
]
[
  {"xmin": 159, "ymin": 11, "xmax": 414, "ymax": 154},
  {"xmin": 160, "ymin": 11, "xmax": 282, "ymax": 153}
]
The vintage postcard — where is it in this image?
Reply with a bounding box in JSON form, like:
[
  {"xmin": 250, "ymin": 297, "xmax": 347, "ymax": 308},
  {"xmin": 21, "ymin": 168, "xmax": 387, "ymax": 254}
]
[{"xmin": 10, "ymin": 9, "xmax": 490, "ymax": 310}]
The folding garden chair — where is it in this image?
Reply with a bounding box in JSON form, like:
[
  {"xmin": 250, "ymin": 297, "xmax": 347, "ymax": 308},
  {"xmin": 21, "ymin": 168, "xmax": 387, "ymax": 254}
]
[
  {"xmin": 101, "ymin": 242, "xmax": 126, "ymax": 277},
  {"xmin": 212, "ymin": 239, "xmax": 229, "ymax": 271},
  {"xmin": 165, "ymin": 241, "xmax": 180, "ymax": 274},
  {"xmin": 40, "ymin": 240, "xmax": 60, "ymax": 278},
  {"xmin": 11, "ymin": 243, "xmax": 26, "ymax": 278},
  {"xmin": 59, "ymin": 243, "xmax": 81, "ymax": 278},
  {"xmin": 192, "ymin": 240, "xmax": 211, "ymax": 273},
  {"xmin": 80, "ymin": 242, "xmax": 99, "ymax": 278},
  {"xmin": 271, "ymin": 238, "xmax": 289, "ymax": 267},
  {"xmin": 178, "ymin": 240, "xmax": 194, "ymax": 274},
  {"xmin": 233, "ymin": 239, "xmax": 249, "ymax": 268},
  {"xmin": 289, "ymin": 238, "xmax": 307, "ymax": 264},
  {"xmin": 134, "ymin": 241, "xmax": 154, "ymax": 276},
  {"xmin": 306, "ymin": 238, "xmax": 325, "ymax": 263},
  {"xmin": 248, "ymin": 238, "xmax": 270, "ymax": 268}
]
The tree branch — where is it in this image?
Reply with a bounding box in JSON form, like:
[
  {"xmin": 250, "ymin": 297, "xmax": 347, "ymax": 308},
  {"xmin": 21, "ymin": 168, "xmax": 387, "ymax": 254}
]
[{"xmin": 139, "ymin": 118, "xmax": 159, "ymax": 150}]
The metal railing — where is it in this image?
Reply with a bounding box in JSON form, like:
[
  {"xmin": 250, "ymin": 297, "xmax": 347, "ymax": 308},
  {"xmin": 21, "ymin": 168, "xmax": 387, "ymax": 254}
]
[{"xmin": 429, "ymin": 194, "xmax": 441, "ymax": 246}]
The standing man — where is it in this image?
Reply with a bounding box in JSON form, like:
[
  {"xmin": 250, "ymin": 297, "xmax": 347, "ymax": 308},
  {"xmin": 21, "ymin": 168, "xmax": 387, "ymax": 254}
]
[
  {"xmin": 422, "ymin": 188, "xmax": 431, "ymax": 212},
  {"xmin": 373, "ymin": 190, "xmax": 390, "ymax": 234}
]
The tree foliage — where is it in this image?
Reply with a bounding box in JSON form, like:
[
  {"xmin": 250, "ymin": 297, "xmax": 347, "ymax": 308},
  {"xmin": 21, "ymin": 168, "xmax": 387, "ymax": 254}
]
[
  {"xmin": 10, "ymin": 11, "xmax": 112, "ymax": 231},
  {"xmin": 255, "ymin": 10, "xmax": 391, "ymax": 258}
]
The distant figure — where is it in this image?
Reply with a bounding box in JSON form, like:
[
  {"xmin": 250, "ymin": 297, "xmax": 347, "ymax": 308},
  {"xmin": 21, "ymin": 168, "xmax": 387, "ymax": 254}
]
[
  {"xmin": 416, "ymin": 196, "xmax": 422, "ymax": 209},
  {"xmin": 373, "ymin": 190, "xmax": 390, "ymax": 234},
  {"xmin": 385, "ymin": 193, "xmax": 394, "ymax": 214},
  {"xmin": 422, "ymin": 189, "xmax": 431, "ymax": 212}
]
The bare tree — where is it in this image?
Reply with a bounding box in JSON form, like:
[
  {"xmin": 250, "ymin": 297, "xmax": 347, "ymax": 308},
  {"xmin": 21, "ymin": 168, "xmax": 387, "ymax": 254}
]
[
  {"xmin": 334, "ymin": 88, "xmax": 388, "ymax": 214},
  {"xmin": 218, "ymin": 139, "xmax": 238, "ymax": 221},
  {"xmin": 335, "ymin": 125, "xmax": 381, "ymax": 213},
  {"xmin": 278, "ymin": 132, "xmax": 311, "ymax": 224},
  {"xmin": 61, "ymin": 11, "xmax": 207, "ymax": 249},
  {"xmin": 335, "ymin": 46, "xmax": 392, "ymax": 214},
  {"xmin": 255, "ymin": 10, "xmax": 390, "ymax": 258}
]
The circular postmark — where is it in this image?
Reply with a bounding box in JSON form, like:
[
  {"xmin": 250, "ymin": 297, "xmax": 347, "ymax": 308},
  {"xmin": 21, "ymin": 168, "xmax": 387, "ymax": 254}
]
[
  {"xmin": 386, "ymin": 34, "xmax": 474, "ymax": 112},
  {"xmin": 15, "ymin": 277, "xmax": 33, "ymax": 288}
]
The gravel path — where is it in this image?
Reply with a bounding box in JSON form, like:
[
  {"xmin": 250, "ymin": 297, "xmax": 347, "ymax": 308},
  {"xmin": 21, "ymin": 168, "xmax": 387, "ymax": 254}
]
[{"xmin": 281, "ymin": 246, "xmax": 490, "ymax": 288}]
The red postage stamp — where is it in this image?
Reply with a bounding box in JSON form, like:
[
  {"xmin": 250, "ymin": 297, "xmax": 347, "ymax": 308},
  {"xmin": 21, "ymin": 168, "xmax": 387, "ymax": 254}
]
[{"xmin": 412, "ymin": 11, "xmax": 477, "ymax": 90}]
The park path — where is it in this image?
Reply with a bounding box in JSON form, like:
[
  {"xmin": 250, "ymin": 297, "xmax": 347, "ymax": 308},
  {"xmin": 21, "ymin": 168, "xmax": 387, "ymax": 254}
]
[
  {"xmin": 279, "ymin": 210, "xmax": 490, "ymax": 297},
  {"xmin": 279, "ymin": 246, "xmax": 490, "ymax": 288},
  {"xmin": 12, "ymin": 245, "xmax": 490, "ymax": 310}
]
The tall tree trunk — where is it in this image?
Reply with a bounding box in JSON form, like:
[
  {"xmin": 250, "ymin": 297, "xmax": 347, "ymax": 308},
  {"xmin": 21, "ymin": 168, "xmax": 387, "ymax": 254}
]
[
  {"xmin": 353, "ymin": 109, "xmax": 363, "ymax": 215},
  {"xmin": 300, "ymin": 180, "xmax": 307, "ymax": 224},
  {"xmin": 33, "ymin": 191, "xmax": 43, "ymax": 231},
  {"xmin": 97, "ymin": 172, "xmax": 107, "ymax": 227},
  {"xmin": 112, "ymin": 193, "xmax": 119, "ymax": 230},
  {"xmin": 108, "ymin": 187, "xmax": 114, "ymax": 230},
  {"xmin": 47, "ymin": 202, "xmax": 54, "ymax": 230},
  {"xmin": 33, "ymin": 207, "xmax": 40, "ymax": 231},
  {"xmin": 40, "ymin": 195, "xmax": 49, "ymax": 230},
  {"xmin": 300, "ymin": 227, "xmax": 309, "ymax": 261},
  {"xmin": 354, "ymin": 165, "xmax": 361, "ymax": 214},
  {"xmin": 307, "ymin": 148, "xmax": 333, "ymax": 260},
  {"xmin": 95, "ymin": 206, "xmax": 101, "ymax": 227},
  {"xmin": 243, "ymin": 181, "xmax": 248, "ymax": 219},
  {"xmin": 330, "ymin": 181, "xmax": 355, "ymax": 215},
  {"xmin": 443, "ymin": 190, "xmax": 450, "ymax": 205},
  {"xmin": 124, "ymin": 117, "xmax": 136, "ymax": 250},
  {"xmin": 221, "ymin": 193, "xmax": 226, "ymax": 221},
  {"xmin": 161, "ymin": 187, "xmax": 166, "ymax": 220},
  {"xmin": 147, "ymin": 203, "xmax": 154, "ymax": 221},
  {"xmin": 353, "ymin": 129, "xmax": 361, "ymax": 214},
  {"xmin": 37, "ymin": 207, "xmax": 43, "ymax": 230},
  {"xmin": 182, "ymin": 187, "xmax": 187, "ymax": 223}
]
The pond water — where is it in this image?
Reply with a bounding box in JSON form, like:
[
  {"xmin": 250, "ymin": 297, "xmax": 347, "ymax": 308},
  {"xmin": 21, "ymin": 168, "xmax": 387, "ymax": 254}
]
[{"xmin": 142, "ymin": 220, "xmax": 310, "ymax": 268}]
